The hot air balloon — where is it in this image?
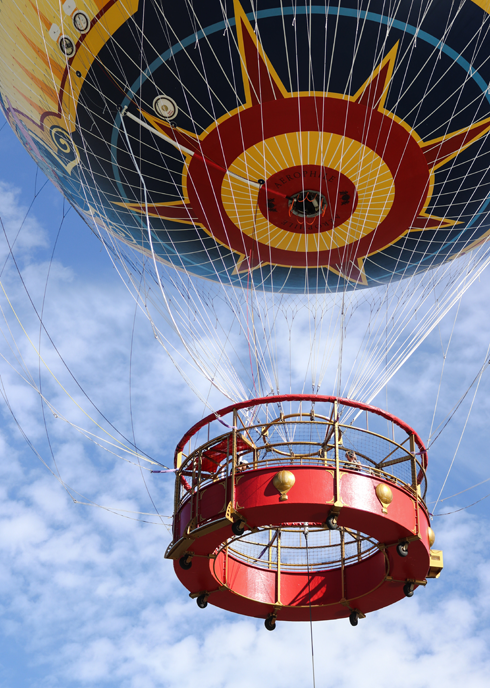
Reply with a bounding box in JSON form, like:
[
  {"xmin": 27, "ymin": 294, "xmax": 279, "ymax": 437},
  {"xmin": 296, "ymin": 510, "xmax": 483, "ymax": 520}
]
[{"xmin": 2, "ymin": 0, "xmax": 490, "ymax": 627}]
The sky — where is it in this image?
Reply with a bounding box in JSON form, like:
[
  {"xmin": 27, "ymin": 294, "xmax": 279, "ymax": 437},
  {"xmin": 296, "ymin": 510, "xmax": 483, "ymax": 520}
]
[{"xmin": 1, "ymin": 113, "xmax": 490, "ymax": 688}]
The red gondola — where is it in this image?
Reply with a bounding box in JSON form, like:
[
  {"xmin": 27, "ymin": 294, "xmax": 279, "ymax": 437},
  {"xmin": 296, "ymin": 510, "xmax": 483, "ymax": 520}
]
[{"xmin": 166, "ymin": 396, "xmax": 442, "ymax": 628}]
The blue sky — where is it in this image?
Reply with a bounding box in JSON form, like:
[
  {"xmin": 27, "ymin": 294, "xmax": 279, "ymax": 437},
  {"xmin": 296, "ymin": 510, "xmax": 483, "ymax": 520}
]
[{"xmin": 1, "ymin": 112, "xmax": 490, "ymax": 687}]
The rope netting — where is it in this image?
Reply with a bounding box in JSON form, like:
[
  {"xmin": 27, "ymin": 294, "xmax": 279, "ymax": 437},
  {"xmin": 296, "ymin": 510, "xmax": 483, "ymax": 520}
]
[
  {"xmin": 82, "ymin": 0, "xmax": 490, "ymax": 407},
  {"xmin": 1, "ymin": 1, "xmax": 490, "ymax": 408}
]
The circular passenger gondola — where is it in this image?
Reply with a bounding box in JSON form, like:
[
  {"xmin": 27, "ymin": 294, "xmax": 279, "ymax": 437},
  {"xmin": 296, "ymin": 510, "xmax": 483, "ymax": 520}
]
[{"xmin": 166, "ymin": 396, "xmax": 442, "ymax": 625}]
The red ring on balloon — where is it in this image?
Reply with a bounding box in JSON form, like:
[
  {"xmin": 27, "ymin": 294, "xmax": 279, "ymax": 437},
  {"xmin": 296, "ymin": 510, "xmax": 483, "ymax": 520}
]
[{"xmin": 186, "ymin": 96, "xmax": 430, "ymax": 267}]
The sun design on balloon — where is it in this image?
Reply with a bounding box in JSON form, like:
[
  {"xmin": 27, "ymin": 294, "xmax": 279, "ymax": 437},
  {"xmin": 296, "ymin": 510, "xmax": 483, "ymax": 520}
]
[{"xmin": 121, "ymin": 0, "xmax": 490, "ymax": 285}]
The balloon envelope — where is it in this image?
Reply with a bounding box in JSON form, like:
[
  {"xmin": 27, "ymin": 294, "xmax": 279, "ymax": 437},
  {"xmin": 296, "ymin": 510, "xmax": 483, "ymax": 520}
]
[{"xmin": 2, "ymin": 0, "xmax": 490, "ymax": 293}]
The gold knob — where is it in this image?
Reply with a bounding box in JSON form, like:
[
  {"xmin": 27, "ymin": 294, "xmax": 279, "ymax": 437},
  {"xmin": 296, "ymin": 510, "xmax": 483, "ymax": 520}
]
[
  {"xmin": 427, "ymin": 527, "xmax": 435, "ymax": 547},
  {"xmin": 376, "ymin": 483, "xmax": 393, "ymax": 514},
  {"xmin": 273, "ymin": 470, "xmax": 296, "ymax": 501}
]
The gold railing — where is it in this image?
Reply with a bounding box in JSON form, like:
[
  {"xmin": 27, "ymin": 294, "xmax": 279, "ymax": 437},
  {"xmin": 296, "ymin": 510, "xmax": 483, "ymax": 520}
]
[{"xmin": 174, "ymin": 411, "xmax": 427, "ymax": 517}]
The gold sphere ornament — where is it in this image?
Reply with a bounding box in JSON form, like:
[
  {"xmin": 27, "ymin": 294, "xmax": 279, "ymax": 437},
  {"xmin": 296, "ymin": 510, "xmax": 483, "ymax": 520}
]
[
  {"xmin": 272, "ymin": 470, "xmax": 296, "ymax": 501},
  {"xmin": 427, "ymin": 527, "xmax": 436, "ymax": 547},
  {"xmin": 375, "ymin": 483, "xmax": 393, "ymax": 514}
]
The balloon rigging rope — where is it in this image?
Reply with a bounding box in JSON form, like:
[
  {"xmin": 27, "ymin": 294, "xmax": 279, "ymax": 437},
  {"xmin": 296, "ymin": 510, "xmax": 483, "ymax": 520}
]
[
  {"xmin": 369, "ymin": 254, "xmax": 490, "ymax": 398},
  {"xmin": 244, "ymin": 7, "xmax": 301, "ymax": 396},
  {"xmin": 151, "ymin": 1, "xmax": 241, "ymax": 120},
  {"xmin": 25, "ymin": 0, "xmax": 260, "ymax": 456},
  {"xmin": 433, "ymin": 493, "xmax": 490, "ymax": 516},
  {"xmin": 76, "ymin": 119, "xmax": 252, "ymax": 404},
  {"xmin": 217, "ymin": 32, "xmax": 282, "ymax": 395},
  {"xmin": 78, "ymin": 114, "xmax": 249, "ymax": 408},
  {"xmin": 119, "ymin": 112, "xmax": 245, "ymax": 400},
  {"xmin": 181, "ymin": 4, "xmax": 285, "ymax": 394},
  {"xmin": 347, "ymin": 205, "xmax": 490, "ymax": 403},
  {"xmin": 149, "ymin": 33, "xmax": 278, "ymax": 398},
  {"xmin": 117, "ymin": 112, "xmax": 260, "ymax": 399},
  {"xmin": 432, "ymin": 340, "xmax": 490, "ymax": 515},
  {"xmin": 155, "ymin": 4, "xmax": 454, "ymax": 404},
  {"xmin": 427, "ymin": 295, "xmax": 464, "ymax": 443},
  {"xmin": 112, "ymin": 118, "xmax": 270, "ymax": 392},
  {"xmin": 0, "ymin": 336, "xmax": 161, "ymax": 468},
  {"xmin": 431, "ymin": 477, "xmax": 490, "ymax": 505},
  {"xmin": 244, "ymin": 4, "xmax": 338, "ymax": 398},
  {"xmin": 0, "ymin": 308, "xmax": 161, "ymax": 468},
  {"xmin": 70, "ymin": 498, "xmax": 172, "ymax": 529},
  {"xmin": 37, "ymin": 201, "xmax": 76, "ymax": 487},
  {"xmin": 128, "ymin": 271, "xmax": 167, "ymax": 524},
  {"xmin": 428, "ymin": 354, "xmax": 490, "ymax": 451},
  {"xmin": 292, "ymin": 2, "xmax": 337, "ymax": 395},
  {"xmin": 0, "ymin": 373, "xmax": 152, "ymax": 518},
  {"xmin": 0, "ymin": 321, "xmax": 168, "ymax": 521},
  {"xmin": 354, "ymin": 261, "xmax": 486, "ymax": 407},
  {"xmin": 0, "ymin": 172, "xmax": 120, "ymax": 455},
  {"xmin": 320, "ymin": 2, "xmax": 434, "ymax": 398},
  {"xmin": 0, "ymin": 219, "xmax": 167, "ymax": 466},
  {"xmin": 340, "ymin": 2, "xmax": 490, "ymax": 398}
]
